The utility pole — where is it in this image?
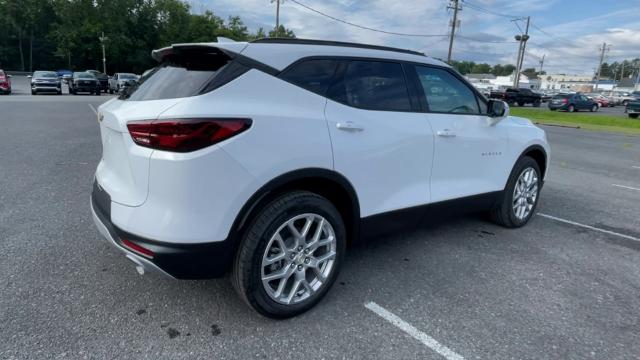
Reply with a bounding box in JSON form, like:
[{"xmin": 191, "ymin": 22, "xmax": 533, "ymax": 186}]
[
  {"xmin": 447, "ymin": 0, "xmax": 461, "ymax": 64},
  {"xmin": 594, "ymin": 42, "xmax": 610, "ymax": 90},
  {"xmin": 99, "ymin": 32, "xmax": 108, "ymax": 74},
  {"xmin": 513, "ymin": 16, "xmax": 530, "ymax": 88},
  {"xmin": 538, "ymin": 54, "xmax": 545, "ymax": 74},
  {"xmin": 271, "ymin": 0, "xmax": 283, "ymax": 37}
]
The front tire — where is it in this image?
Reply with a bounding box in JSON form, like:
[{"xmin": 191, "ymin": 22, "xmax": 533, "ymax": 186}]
[
  {"xmin": 232, "ymin": 191, "xmax": 345, "ymax": 318},
  {"xmin": 489, "ymin": 156, "xmax": 541, "ymax": 228},
  {"xmin": 591, "ymin": 104, "xmax": 598, "ymax": 112},
  {"xmin": 567, "ymin": 104, "xmax": 575, "ymax": 112},
  {"xmin": 630, "ymin": 114, "xmax": 639, "ymax": 119}
]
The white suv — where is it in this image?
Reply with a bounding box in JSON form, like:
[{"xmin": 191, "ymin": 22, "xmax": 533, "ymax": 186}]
[{"xmin": 91, "ymin": 38, "xmax": 549, "ymax": 318}]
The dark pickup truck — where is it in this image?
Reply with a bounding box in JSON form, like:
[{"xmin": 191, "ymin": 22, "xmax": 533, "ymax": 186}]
[
  {"xmin": 626, "ymin": 100, "xmax": 640, "ymax": 119},
  {"xmin": 490, "ymin": 88, "xmax": 542, "ymax": 107}
]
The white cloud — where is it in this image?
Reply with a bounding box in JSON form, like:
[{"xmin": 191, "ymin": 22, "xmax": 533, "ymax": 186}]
[{"xmin": 197, "ymin": 0, "xmax": 640, "ymax": 74}]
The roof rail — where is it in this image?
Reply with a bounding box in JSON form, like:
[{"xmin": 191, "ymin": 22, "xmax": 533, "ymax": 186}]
[{"xmin": 250, "ymin": 38, "xmax": 425, "ymax": 57}]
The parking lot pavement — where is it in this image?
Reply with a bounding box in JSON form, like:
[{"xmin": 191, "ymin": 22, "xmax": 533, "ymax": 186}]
[
  {"xmin": 1, "ymin": 96, "xmax": 639, "ymax": 359},
  {"xmin": 515, "ymin": 103, "xmax": 628, "ymax": 117}
]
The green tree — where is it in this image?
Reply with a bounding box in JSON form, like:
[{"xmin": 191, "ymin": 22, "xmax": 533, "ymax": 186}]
[
  {"xmin": 268, "ymin": 25, "xmax": 296, "ymax": 38},
  {"xmin": 470, "ymin": 63, "xmax": 491, "ymax": 74}
]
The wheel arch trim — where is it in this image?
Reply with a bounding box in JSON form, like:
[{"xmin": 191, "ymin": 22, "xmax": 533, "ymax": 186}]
[{"xmin": 229, "ymin": 168, "xmax": 361, "ymax": 244}]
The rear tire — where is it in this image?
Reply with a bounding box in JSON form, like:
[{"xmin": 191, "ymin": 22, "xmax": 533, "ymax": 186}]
[
  {"xmin": 567, "ymin": 104, "xmax": 575, "ymax": 112},
  {"xmin": 489, "ymin": 156, "xmax": 541, "ymax": 228},
  {"xmin": 533, "ymin": 100, "xmax": 541, "ymax": 107},
  {"xmin": 590, "ymin": 104, "xmax": 598, "ymax": 112},
  {"xmin": 630, "ymin": 114, "xmax": 639, "ymax": 119},
  {"xmin": 232, "ymin": 191, "xmax": 345, "ymax": 318},
  {"xmin": 517, "ymin": 101, "xmax": 525, "ymax": 107}
]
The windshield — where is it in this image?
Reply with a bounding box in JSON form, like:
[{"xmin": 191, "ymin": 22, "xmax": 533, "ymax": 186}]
[
  {"xmin": 75, "ymin": 73, "xmax": 96, "ymax": 79},
  {"xmin": 34, "ymin": 71, "xmax": 58, "ymax": 78}
]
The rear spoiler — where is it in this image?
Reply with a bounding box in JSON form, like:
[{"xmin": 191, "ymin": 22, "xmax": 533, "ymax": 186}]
[{"xmin": 151, "ymin": 40, "xmax": 249, "ymax": 62}]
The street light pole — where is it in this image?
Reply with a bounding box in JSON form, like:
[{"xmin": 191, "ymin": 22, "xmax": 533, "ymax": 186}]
[
  {"xmin": 271, "ymin": 0, "xmax": 283, "ymax": 37},
  {"xmin": 446, "ymin": 0, "xmax": 461, "ymax": 64},
  {"xmin": 99, "ymin": 32, "xmax": 108, "ymax": 74},
  {"xmin": 513, "ymin": 16, "xmax": 530, "ymax": 88}
]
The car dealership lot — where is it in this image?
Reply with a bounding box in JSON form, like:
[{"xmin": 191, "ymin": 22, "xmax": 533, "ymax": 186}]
[{"xmin": 1, "ymin": 91, "xmax": 640, "ymax": 359}]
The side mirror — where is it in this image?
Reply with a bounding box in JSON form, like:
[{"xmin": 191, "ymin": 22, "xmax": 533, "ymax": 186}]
[
  {"xmin": 26, "ymin": 75, "xmax": 31, "ymax": 78},
  {"xmin": 487, "ymin": 99, "xmax": 509, "ymax": 125}
]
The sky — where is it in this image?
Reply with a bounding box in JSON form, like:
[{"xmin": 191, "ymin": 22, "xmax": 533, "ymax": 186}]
[{"xmin": 191, "ymin": 0, "xmax": 640, "ymax": 75}]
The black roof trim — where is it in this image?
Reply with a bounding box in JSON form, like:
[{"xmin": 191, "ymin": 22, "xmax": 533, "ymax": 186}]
[{"xmin": 250, "ymin": 38, "xmax": 425, "ymax": 57}]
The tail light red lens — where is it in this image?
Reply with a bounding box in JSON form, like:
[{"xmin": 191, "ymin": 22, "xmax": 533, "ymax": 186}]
[
  {"xmin": 562, "ymin": 99, "xmax": 568, "ymax": 104},
  {"xmin": 127, "ymin": 118, "xmax": 251, "ymax": 152},
  {"xmin": 121, "ymin": 239, "xmax": 155, "ymax": 258}
]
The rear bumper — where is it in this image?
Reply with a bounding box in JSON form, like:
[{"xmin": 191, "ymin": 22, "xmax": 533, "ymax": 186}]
[
  {"xmin": 90, "ymin": 179, "xmax": 235, "ymax": 279},
  {"xmin": 548, "ymin": 103, "xmax": 568, "ymax": 110}
]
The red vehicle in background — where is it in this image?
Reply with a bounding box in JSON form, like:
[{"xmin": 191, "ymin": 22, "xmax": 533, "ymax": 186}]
[
  {"xmin": 586, "ymin": 93, "xmax": 610, "ymax": 108},
  {"xmin": 0, "ymin": 69, "xmax": 11, "ymax": 94}
]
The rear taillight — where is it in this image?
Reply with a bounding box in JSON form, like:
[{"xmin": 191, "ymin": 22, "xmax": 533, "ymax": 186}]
[
  {"xmin": 562, "ymin": 99, "xmax": 568, "ymax": 104},
  {"xmin": 127, "ymin": 118, "xmax": 251, "ymax": 152}
]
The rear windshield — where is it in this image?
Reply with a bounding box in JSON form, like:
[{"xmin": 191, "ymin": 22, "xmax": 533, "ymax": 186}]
[
  {"xmin": 119, "ymin": 73, "xmax": 137, "ymax": 80},
  {"xmin": 122, "ymin": 50, "xmax": 230, "ymax": 101},
  {"xmin": 552, "ymin": 95, "xmax": 569, "ymax": 99}
]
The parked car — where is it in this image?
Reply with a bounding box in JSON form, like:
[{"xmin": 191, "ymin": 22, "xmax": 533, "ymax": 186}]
[
  {"xmin": 68, "ymin": 72, "xmax": 101, "ymax": 95},
  {"xmin": 30, "ymin": 70, "xmax": 62, "ymax": 95},
  {"xmin": 548, "ymin": 93, "xmax": 599, "ymax": 112},
  {"xmin": 490, "ymin": 87, "xmax": 542, "ymax": 107},
  {"xmin": 108, "ymin": 73, "xmax": 138, "ymax": 94},
  {"xmin": 0, "ymin": 69, "xmax": 11, "ymax": 94},
  {"xmin": 86, "ymin": 70, "xmax": 109, "ymax": 92},
  {"xmin": 585, "ymin": 93, "xmax": 610, "ymax": 108},
  {"xmin": 625, "ymin": 100, "xmax": 640, "ymax": 119},
  {"xmin": 91, "ymin": 38, "xmax": 549, "ymax": 318},
  {"xmin": 56, "ymin": 69, "xmax": 73, "ymax": 83},
  {"xmin": 535, "ymin": 91, "xmax": 552, "ymax": 103},
  {"xmin": 607, "ymin": 91, "xmax": 637, "ymax": 106}
]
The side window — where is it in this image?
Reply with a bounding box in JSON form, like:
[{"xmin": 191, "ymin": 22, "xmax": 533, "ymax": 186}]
[
  {"xmin": 414, "ymin": 66, "xmax": 480, "ymax": 114},
  {"xmin": 327, "ymin": 60, "xmax": 412, "ymax": 112},
  {"xmin": 279, "ymin": 59, "xmax": 338, "ymax": 96}
]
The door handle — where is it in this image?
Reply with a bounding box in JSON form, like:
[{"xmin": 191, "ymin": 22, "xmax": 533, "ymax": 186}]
[
  {"xmin": 336, "ymin": 121, "xmax": 364, "ymax": 132},
  {"xmin": 437, "ymin": 129, "xmax": 456, "ymax": 138}
]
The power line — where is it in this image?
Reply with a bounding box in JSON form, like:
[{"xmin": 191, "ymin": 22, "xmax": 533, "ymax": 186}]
[
  {"xmin": 461, "ymin": 0, "xmax": 522, "ymax": 19},
  {"xmin": 288, "ymin": 0, "xmax": 447, "ymax": 37},
  {"xmin": 457, "ymin": 35, "xmax": 517, "ymax": 44}
]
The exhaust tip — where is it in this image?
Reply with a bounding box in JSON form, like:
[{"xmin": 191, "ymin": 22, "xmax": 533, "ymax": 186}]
[{"xmin": 125, "ymin": 254, "xmax": 146, "ymax": 275}]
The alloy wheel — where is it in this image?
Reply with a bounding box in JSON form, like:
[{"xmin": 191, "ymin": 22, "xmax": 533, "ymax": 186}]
[
  {"xmin": 261, "ymin": 213, "xmax": 337, "ymax": 305},
  {"xmin": 512, "ymin": 167, "xmax": 538, "ymax": 220}
]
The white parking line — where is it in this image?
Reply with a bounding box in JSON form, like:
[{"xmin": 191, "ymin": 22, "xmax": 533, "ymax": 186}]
[
  {"xmin": 612, "ymin": 184, "xmax": 640, "ymax": 192},
  {"xmin": 633, "ymin": 166, "xmax": 640, "ymax": 169},
  {"xmin": 365, "ymin": 302, "xmax": 464, "ymax": 360},
  {"xmin": 538, "ymin": 213, "xmax": 640, "ymax": 242},
  {"xmin": 88, "ymin": 103, "xmax": 97, "ymax": 115}
]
